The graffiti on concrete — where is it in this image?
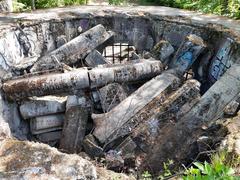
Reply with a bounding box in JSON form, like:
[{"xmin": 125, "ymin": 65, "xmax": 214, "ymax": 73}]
[{"xmin": 209, "ymin": 38, "xmax": 233, "ymax": 83}]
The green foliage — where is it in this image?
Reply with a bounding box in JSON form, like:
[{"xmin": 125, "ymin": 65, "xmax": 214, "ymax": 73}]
[
  {"xmin": 158, "ymin": 159, "xmax": 174, "ymax": 179},
  {"xmin": 14, "ymin": 0, "xmax": 86, "ymax": 10},
  {"xmin": 183, "ymin": 151, "xmax": 239, "ymax": 180},
  {"xmin": 137, "ymin": 0, "xmax": 240, "ymax": 19},
  {"xmin": 141, "ymin": 170, "xmax": 152, "ymax": 180},
  {"xmin": 108, "ymin": 0, "xmax": 125, "ymax": 5},
  {"xmin": 13, "ymin": 0, "xmax": 28, "ymax": 12}
]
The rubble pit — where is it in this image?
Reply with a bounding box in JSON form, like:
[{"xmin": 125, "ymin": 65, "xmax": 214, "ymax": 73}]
[{"xmin": 0, "ymin": 6, "xmax": 240, "ymax": 178}]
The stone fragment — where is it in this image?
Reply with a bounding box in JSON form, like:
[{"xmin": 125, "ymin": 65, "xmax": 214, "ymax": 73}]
[
  {"xmin": 30, "ymin": 114, "xmax": 64, "ymax": 135},
  {"xmin": 115, "ymin": 137, "xmax": 137, "ymax": 160},
  {"xmin": 169, "ymin": 34, "xmax": 206, "ymax": 75},
  {"xmin": 85, "ymin": 50, "xmax": 109, "ymax": 67},
  {"xmin": 208, "ymin": 38, "xmax": 233, "ymax": 84},
  {"xmin": 192, "ymin": 48, "xmax": 213, "ymax": 94},
  {"xmin": 105, "ymin": 150, "xmax": 124, "ymax": 170},
  {"xmin": 0, "ymin": 119, "xmax": 11, "ymax": 140},
  {"xmin": 130, "ymin": 52, "xmax": 140, "ymax": 60},
  {"xmin": 20, "ymin": 96, "xmax": 67, "ymax": 119},
  {"xmin": 82, "ymin": 134, "xmax": 104, "ymax": 158},
  {"xmin": 0, "ymin": 139, "xmax": 134, "ymax": 179},
  {"xmin": 224, "ymin": 100, "xmax": 239, "ymax": 117},
  {"xmin": 93, "ymin": 70, "xmax": 182, "ymax": 144},
  {"xmin": 142, "ymin": 64, "xmax": 240, "ymax": 173},
  {"xmin": 56, "ymin": 35, "xmax": 67, "ymax": 48},
  {"xmin": 60, "ymin": 95, "xmax": 88, "ymax": 153},
  {"xmin": 35, "ymin": 130, "xmax": 62, "ymax": 143},
  {"xmin": 99, "ymin": 83, "xmax": 128, "ymax": 112},
  {"xmin": 151, "ymin": 40, "xmax": 175, "ymax": 65},
  {"xmin": 129, "ymin": 79, "xmax": 200, "ymax": 167},
  {"xmin": 30, "ymin": 24, "xmax": 114, "ymax": 72}
]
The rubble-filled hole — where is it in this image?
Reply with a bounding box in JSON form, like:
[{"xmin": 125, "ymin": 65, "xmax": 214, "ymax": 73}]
[{"xmin": 0, "ymin": 14, "xmax": 239, "ymax": 176}]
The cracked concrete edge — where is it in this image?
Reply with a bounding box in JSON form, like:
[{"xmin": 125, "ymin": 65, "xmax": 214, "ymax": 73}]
[{"xmin": 0, "ymin": 6, "xmax": 239, "ymax": 41}]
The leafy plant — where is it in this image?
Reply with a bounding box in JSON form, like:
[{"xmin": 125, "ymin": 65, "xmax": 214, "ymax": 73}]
[
  {"xmin": 141, "ymin": 170, "xmax": 152, "ymax": 180},
  {"xmin": 137, "ymin": 0, "xmax": 240, "ymax": 19},
  {"xmin": 183, "ymin": 151, "xmax": 239, "ymax": 180},
  {"xmin": 158, "ymin": 159, "xmax": 174, "ymax": 179},
  {"xmin": 108, "ymin": 0, "xmax": 125, "ymax": 5}
]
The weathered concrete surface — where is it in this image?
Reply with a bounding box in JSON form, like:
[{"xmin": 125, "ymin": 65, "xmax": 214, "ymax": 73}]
[
  {"xmin": 85, "ymin": 49, "xmax": 109, "ymax": 67},
  {"xmin": 220, "ymin": 114, "xmax": 240, "ymax": 156},
  {"xmin": 20, "ymin": 96, "xmax": 67, "ymax": 119},
  {"xmin": 93, "ymin": 70, "xmax": 181, "ymax": 143},
  {"xmin": 142, "ymin": 64, "xmax": 240, "ymax": 174},
  {"xmin": 0, "ymin": 6, "xmax": 239, "ymax": 38},
  {"xmin": 30, "ymin": 24, "xmax": 113, "ymax": 72},
  {"xmin": 99, "ymin": 83, "xmax": 128, "ymax": 112},
  {"xmin": 60, "ymin": 95, "xmax": 88, "ymax": 153},
  {"xmin": 130, "ymin": 79, "xmax": 200, "ymax": 164},
  {"xmin": 30, "ymin": 114, "xmax": 64, "ymax": 135},
  {"xmin": 0, "ymin": 139, "xmax": 135, "ymax": 179},
  {"xmin": 3, "ymin": 60, "xmax": 164, "ymax": 100},
  {"xmin": 151, "ymin": 40, "xmax": 175, "ymax": 64},
  {"xmin": 169, "ymin": 34, "xmax": 205, "ymax": 74}
]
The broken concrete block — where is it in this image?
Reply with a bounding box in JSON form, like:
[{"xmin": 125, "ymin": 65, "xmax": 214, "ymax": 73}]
[
  {"xmin": 93, "ymin": 70, "xmax": 182, "ymax": 144},
  {"xmin": 56, "ymin": 35, "xmax": 67, "ymax": 48},
  {"xmin": 60, "ymin": 95, "xmax": 88, "ymax": 153},
  {"xmin": 82, "ymin": 134, "xmax": 104, "ymax": 158},
  {"xmin": 30, "ymin": 114, "xmax": 64, "ymax": 135},
  {"xmin": 128, "ymin": 80, "xmax": 200, "ymax": 166},
  {"xmin": 192, "ymin": 48, "xmax": 213, "ymax": 94},
  {"xmin": 30, "ymin": 24, "xmax": 114, "ymax": 72},
  {"xmin": 3, "ymin": 60, "xmax": 164, "ymax": 100},
  {"xmin": 0, "ymin": 139, "xmax": 118, "ymax": 179},
  {"xmin": 85, "ymin": 50, "xmax": 109, "ymax": 67},
  {"xmin": 99, "ymin": 83, "xmax": 128, "ymax": 112},
  {"xmin": 209, "ymin": 38, "xmax": 233, "ymax": 84},
  {"xmin": 105, "ymin": 150, "xmax": 124, "ymax": 171},
  {"xmin": 169, "ymin": 34, "xmax": 206, "ymax": 75},
  {"xmin": 20, "ymin": 96, "xmax": 67, "ymax": 119},
  {"xmin": 224, "ymin": 100, "xmax": 239, "ymax": 117},
  {"xmin": 35, "ymin": 130, "xmax": 61, "ymax": 143},
  {"xmin": 89, "ymin": 60, "xmax": 164, "ymax": 88},
  {"xmin": 142, "ymin": 64, "xmax": 240, "ymax": 173},
  {"xmin": 151, "ymin": 40, "xmax": 175, "ymax": 65},
  {"xmin": 115, "ymin": 137, "xmax": 137, "ymax": 159},
  {"xmin": 3, "ymin": 68, "xmax": 90, "ymax": 100}
]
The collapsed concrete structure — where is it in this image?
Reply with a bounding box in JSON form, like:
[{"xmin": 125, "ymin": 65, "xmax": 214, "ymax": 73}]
[{"xmin": 0, "ymin": 5, "xmax": 239, "ymax": 178}]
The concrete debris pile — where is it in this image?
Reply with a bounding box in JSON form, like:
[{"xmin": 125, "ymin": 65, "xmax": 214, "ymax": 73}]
[{"xmin": 2, "ymin": 23, "xmax": 240, "ymax": 175}]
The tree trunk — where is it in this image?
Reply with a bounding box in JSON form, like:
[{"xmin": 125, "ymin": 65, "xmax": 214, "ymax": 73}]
[
  {"xmin": 142, "ymin": 64, "xmax": 240, "ymax": 174},
  {"xmin": 31, "ymin": 0, "xmax": 35, "ymax": 10},
  {"xmin": 3, "ymin": 60, "xmax": 164, "ymax": 100},
  {"xmin": 30, "ymin": 24, "xmax": 114, "ymax": 72}
]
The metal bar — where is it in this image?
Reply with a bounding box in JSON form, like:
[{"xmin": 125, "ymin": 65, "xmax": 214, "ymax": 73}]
[
  {"xmin": 120, "ymin": 43, "xmax": 122, "ymax": 63},
  {"xmin": 112, "ymin": 44, "xmax": 115, "ymax": 64}
]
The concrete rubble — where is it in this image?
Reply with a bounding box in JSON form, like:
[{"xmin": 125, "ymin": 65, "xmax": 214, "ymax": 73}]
[{"xmin": 0, "ymin": 17, "xmax": 239, "ymax": 179}]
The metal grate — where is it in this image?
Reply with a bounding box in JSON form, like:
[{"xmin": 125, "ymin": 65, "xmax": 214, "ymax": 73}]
[{"xmin": 103, "ymin": 43, "xmax": 133, "ymax": 64}]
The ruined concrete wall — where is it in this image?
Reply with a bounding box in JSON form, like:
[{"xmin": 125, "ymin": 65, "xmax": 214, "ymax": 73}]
[{"xmin": 0, "ymin": 9, "xmax": 239, "ymax": 140}]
